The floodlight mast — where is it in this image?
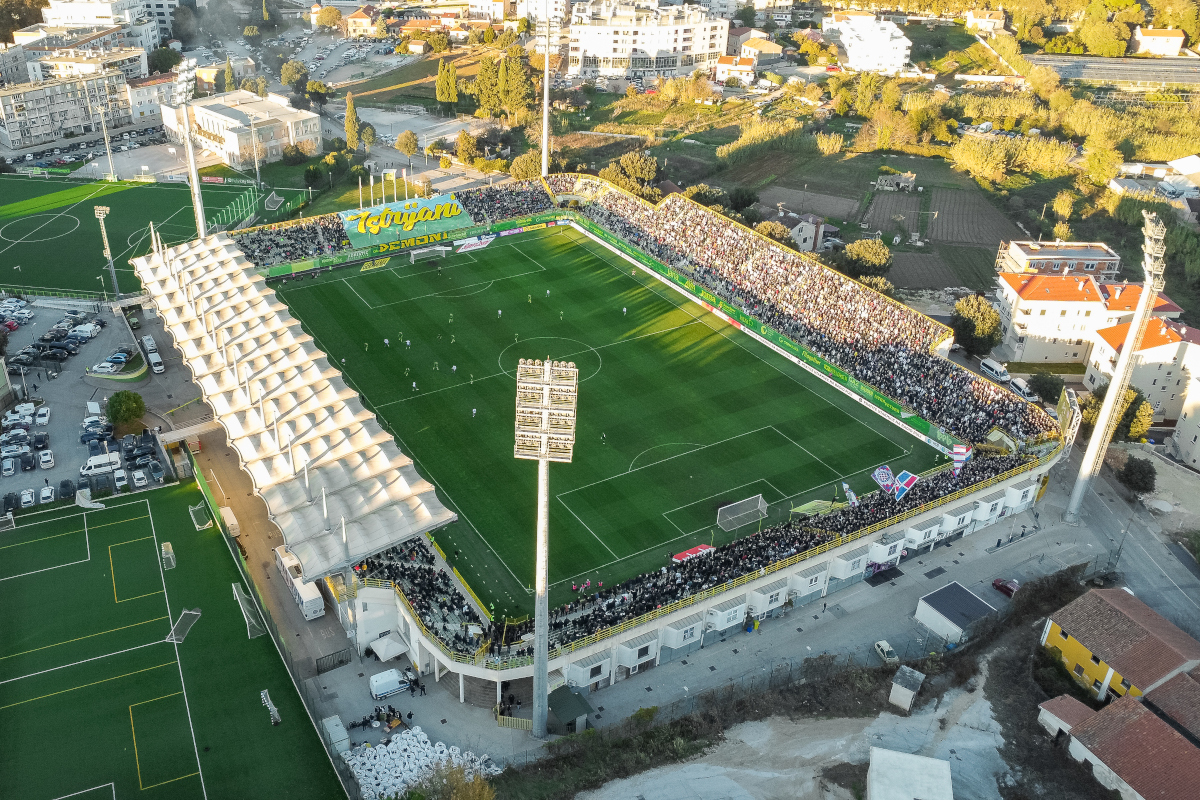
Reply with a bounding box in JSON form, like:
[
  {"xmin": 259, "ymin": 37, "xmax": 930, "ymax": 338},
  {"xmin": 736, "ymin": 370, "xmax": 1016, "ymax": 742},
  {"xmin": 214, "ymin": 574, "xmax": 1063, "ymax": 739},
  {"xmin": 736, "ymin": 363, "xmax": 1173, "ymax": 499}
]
[
  {"xmin": 514, "ymin": 357, "xmax": 579, "ymax": 739},
  {"xmin": 1064, "ymin": 211, "xmax": 1167, "ymax": 522}
]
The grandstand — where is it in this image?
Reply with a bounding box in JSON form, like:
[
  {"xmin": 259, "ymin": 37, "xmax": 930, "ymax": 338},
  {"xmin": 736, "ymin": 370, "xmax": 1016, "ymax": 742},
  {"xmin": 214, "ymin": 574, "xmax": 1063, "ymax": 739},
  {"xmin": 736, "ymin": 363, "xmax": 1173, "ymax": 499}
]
[{"xmin": 137, "ymin": 174, "xmax": 1064, "ymax": 686}]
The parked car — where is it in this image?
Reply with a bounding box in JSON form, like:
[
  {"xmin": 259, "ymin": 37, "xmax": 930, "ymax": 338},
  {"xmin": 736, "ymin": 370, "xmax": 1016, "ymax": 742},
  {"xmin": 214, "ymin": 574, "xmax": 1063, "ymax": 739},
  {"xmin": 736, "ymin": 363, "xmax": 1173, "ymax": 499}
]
[
  {"xmin": 0, "ymin": 444, "xmax": 30, "ymax": 459},
  {"xmin": 91, "ymin": 363, "xmax": 120, "ymax": 374},
  {"xmin": 149, "ymin": 460, "xmax": 164, "ymax": 482},
  {"xmin": 31, "ymin": 432, "xmax": 48, "ymax": 450},
  {"xmin": 1, "ymin": 458, "xmax": 14, "ymax": 477},
  {"xmin": 20, "ymin": 452, "xmax": 35, "ymax": 472},
  {"xmin": 992, "ymin": 578, "xmax": 1019, "ymax": 598},
  {"xmin": 874, "ymin": 640, "xmax": 899, "ymax": 665},
  {"xmin": 59, "ymin": 478, "xmax": 75, "ymax": 498},
  {"xmin": 132, "ymin": 469, "xmax": 148, "ymax": 488},
  {"xmin": 20, "ymin": 488, "xmax": 34, "ymax": 507},
  {"xmin": 34, "ymin": 407, "xmax": 50, "ymax": 426},
  {"xmin": 39, "ymin": 450, "xmax": 54, "ymax": 469},
  {"xmin": 39, "ymin": 485, "xmax": 54, "ymax": 503},
  {"xmin": 113, "ymin": 469, "xmax": 129, "ymax": 491},
  {"xmin": 3, "ymin": 492, "xmax": 18, "ymax": 513}
]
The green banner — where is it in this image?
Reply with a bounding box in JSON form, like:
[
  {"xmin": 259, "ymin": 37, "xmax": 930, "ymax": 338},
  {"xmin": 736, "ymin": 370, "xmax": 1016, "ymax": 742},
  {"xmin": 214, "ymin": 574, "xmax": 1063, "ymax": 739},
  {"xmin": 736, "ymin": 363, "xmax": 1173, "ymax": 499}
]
[{"xmin": 338, "ymin": 193, "xmax": 470, "ymax": 248}]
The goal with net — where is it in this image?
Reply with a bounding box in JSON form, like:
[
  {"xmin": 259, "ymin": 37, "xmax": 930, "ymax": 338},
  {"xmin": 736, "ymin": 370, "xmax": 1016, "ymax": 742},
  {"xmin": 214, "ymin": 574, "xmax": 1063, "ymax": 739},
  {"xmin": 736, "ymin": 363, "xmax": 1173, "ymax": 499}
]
[
  {"xmin": 233, "ymin": 582, "xmax": 268, "ymax": 639},
  {"xmin": 716, "ymin": 494, "xmax": 768, "ymax": 532},
  {"xmin": 161, "ymin": 541, "xmax": 176, "ymax": 570},
  {"xmin": 411, "ymin": 245, "xmax": 451, "ymax": 264},
  {"xmin": 0, "ymin": 511, "xmax": 14, "ymax": 533},
  {"xmin": 189, "ymin": 502, "xmax": 212, "ymax": 531},
  {"xmin": 264, "ymin": 192, "xmax": 285, "ymax": 211},
  {"xmin": 167, "ymin": 608, "xmax": 201, "ymax": 643}
]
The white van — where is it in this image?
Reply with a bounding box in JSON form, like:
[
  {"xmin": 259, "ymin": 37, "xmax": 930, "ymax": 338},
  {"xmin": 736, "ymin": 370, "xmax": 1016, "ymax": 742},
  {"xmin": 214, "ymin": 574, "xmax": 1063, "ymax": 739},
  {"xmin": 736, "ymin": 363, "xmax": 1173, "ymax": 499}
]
[
  {"xmin": 979, "ymin": 358, "xmax": 1010, "ymax": 384},
  {"xmin": 147, "ymin": 352, "xmax": 164, "ymax": 374},
  {"xmin": 141, "ymin": 335, "xmax": 158, "ymax": 353},
  {"xmin": 1009, "ymin": 377, "xmax": 1039, "ymax": 402},
  {"xmin": 369, "ymin": 669, "xmax": 409, "ymax": 700},
  {"xmin": 80, "ymin": 452, "xmax": 120, "ymax": 477}
]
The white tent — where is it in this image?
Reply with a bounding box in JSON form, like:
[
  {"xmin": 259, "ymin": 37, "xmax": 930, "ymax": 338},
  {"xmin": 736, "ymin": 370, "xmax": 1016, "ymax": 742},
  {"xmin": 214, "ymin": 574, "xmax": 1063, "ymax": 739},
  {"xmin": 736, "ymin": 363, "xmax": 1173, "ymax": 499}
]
[
  {"xmin": 131, "ymin": 234, "xmax": 457, "ymax": 581},
  {"xmin": 368, "ymin": 631, "xmax": 409, "ymax": 662}
]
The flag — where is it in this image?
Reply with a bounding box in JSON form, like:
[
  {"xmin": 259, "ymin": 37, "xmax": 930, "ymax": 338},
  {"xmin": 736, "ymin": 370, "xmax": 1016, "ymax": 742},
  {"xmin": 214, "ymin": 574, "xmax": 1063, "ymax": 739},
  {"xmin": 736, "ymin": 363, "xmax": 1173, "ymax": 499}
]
[
  {"xmin": 951, "ymin": 444, "xmax": 972, "ymax": 476},
  {"xmin": 842, "ymin": 482, "xmax": 858, "ymax": 508},
  {"xmin": 871, "ymin": 466, "xmax": 896, "ymax": 493},
  {"xmin": 893, "ymin": 471, "xmax": 920, "ymax": 501}
]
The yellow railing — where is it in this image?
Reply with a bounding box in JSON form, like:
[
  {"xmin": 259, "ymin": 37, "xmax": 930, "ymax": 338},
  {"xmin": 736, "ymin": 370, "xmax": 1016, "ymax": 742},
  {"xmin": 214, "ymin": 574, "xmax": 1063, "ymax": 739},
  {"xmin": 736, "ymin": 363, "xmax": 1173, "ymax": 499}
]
[
  {"xmin": 498, "ymin": 714, "xmax": 532, "ymax": 730},
  {"xmin": 453, "ymin": 566, "xmax": 492, "ymax": 622}
]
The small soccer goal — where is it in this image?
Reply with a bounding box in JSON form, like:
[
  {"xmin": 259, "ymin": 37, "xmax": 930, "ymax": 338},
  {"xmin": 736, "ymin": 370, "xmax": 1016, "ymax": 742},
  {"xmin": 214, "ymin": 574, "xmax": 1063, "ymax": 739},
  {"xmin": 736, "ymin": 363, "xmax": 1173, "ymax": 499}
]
[
  {"xmin": 716, "ymin": 494, "xmax": 768, "ymax": 532},
  {"xmin": 233, "ymin": 582, "xmax": 268, "ymax": 639},
  {"xmin": 189, "ymin": 502, "xmax": 213, "ymax": 531},
  {"xmin": 0, "ymin": 511, "xmax": 14, "ymax": 533},
  {"xmin": 167, "ymin": 608, "xmax": 201, "ymax": 643},
  {"xmin": 410, "ymin": 245, "xmax": 451, "ymax": 264},
  {"xmin": 161, "ymin": 541, "xmax": 176, "ymax": 570},
  {"xmin": 264, "ymin": 192, "xmax": 285, "ymax": 211}
]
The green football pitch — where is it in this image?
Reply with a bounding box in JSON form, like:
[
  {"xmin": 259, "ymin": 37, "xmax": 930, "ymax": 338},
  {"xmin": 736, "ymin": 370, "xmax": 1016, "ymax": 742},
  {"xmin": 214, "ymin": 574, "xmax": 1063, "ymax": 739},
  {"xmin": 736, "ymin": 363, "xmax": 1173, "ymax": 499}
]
[
  {"xmin": 0, "ymin": 483, "xmax": 344, "ymax": 800},
  {"xmin": 276, "ymin": 225, "xmax": 945, "ymax": 617},
  {"xmin": 0, "ymin": 175, "xmax": 254, "ymax": 295}
]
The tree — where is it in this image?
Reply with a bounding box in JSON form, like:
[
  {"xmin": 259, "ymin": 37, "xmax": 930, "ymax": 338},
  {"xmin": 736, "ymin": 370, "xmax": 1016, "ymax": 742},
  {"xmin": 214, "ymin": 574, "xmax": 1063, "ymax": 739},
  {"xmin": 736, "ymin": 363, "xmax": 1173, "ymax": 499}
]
[
  {"xmin": 435, "ymin": 59, "xmax": 458, "ymax": 107},
  {"xmin": 360, "ymin": 123, "xmax": 376, "ymax": 153},
  {"xmin": 507, "ymin": 43, "xmax": 525, "ymax": 60},
  {"xmin": 456, "ymin": 129, "xmax": 478, "ymax": 163},
  {"xmin": 950, "ymin": 294, "xmax": 1002, "ymax": 356},
  {"xmin": 754, "ymin": 220, "xmax": 794, "ymax": 248},
  {"xmin": 842, "ymin": 238, "xmax": 893, "ymax": 278},
  {"xmin": 475, "ymin": 56, "xmax": 500, "ymax": 115},
  {"xmin": 735, "ymin": 5, "xmax": 757, "ymax": 26},
  {"xmin": 107, "ymin": 391, "xmax": 146, "ymax": 426},
  {"xmin": 681, "ymin": 183, "xmax": 729, "ymax": 208},
  {"xmin": 304, "ymin": 164, "xmax": 323, "ymax": 187},
  {"xmin": 397, "ymin": 129, "xmax": 419, "ymax": 161},
  {"xmin": 516, "ymin": 17, "xmax": 530, "ymax": 34},
  {"xmin": 316, "ymin": 5, "xmax": 342, "ymax": 29},
  {"xmin": 344, "ymin": 92, "xmax": 359, "ymax": 152},
  {"xmin": 171, "ymin": 5, "xmax": 200, "ymax": 43},
  {"xmin": 1080, "ymin": 382, "xmax": 1153, "ymax": 441},
  {"xmin": 1028, "ymin": 372, "xmax": 1065, "ymax": 404},
  {"xmin": 728, "ymin": 186, "xmax": 757, "ymax": 211},
  {"xmin": 468, "ymin": 28, "xmax": 482, "ymax": 45},
  {"xmin": 509, "ymin": 149, "xmax": 541, "ymax": 180},
  {"xmin": 496, "ymin": 29, "xmax": 517, "ymax": 49},
  {"xmin": 222, "ymin": 58, "xmax": 236, "ymax": 94},
  {"xmin": 428, "ymin": 31, "xmax": 450, "ymax": 52},
  {"xmin": 858, "ymin": 275, "xmax": 895, "ymax": 297},
  {"xmin": 254, "ymin": 76, "xmax": 268, "ymax": 97},
  {"xmin": 374, "ymin": 17, "xmax": 389, "ymax": 38},
  {"xmin": 1118, "ymin": 456, "xmax": 1156, "ymax": 494},
  {"xmin": 1053, "ymin": 221, "xmax": 1073, "ymax": 241},
  {"xmin": 1083, "ymin": 145, "xmax": 1122, "ymax": 186},
  {"xmin": 243, "ymin": 24, "xmax": 260, "ymax": 45},
  {"xmin": 502, "ymin": 57, "xmax": 532, "ymax": 117},
  {"xmin": 306, "ymin": 79, "xmax": 330, "ymax": 109},
  {"xmin": 281, "ymin": 60, "xmax": 309, "ymax": 93},
  {"xmin": 147, "ymin": 47, "xmax": 183, "ymax": 75},
  {"xmin": 483, "ymin": 26, "xmax": 495, "ymax": 44},
  {"xmin": 1052, "ymin": 190, "xmax": 1075, "ymax": 221}
]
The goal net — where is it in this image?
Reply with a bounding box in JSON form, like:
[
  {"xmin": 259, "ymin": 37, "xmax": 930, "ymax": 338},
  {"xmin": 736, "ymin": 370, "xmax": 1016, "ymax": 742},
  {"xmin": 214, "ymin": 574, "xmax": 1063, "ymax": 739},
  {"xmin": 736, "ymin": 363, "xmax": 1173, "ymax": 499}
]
[
  {"xmin": 161, "ymin": 541, "xmax": 177, "ymax": 570},
  {"xmin": 716, "ymin": 494, "xmax": 768, "ymax": 532},
  {"xmin": 167, "ymin": 608, "xmax": 201, "ymax": 643},
  {"xmin": 410, "ymin": 245, "xmax": 451, "ymax": 264},
  {"xmin": 189, "ymin": 502, "xmax": 212, "ymax": 531},
  {"xmin": 264, "ymin": 191, "xmax": 284, "ymax": 211},
  {"xmin": 0, "ymin": 512, "xmax": 14, "ymax": 532},
  {"xmin": 233, "ymin": 583, "xmax": 268, "ymax": 639}
]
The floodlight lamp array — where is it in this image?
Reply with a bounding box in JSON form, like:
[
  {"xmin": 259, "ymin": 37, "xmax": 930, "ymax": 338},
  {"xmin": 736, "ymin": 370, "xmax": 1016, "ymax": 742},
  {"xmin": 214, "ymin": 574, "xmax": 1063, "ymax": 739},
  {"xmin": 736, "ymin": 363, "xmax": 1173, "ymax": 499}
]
[{"xmin": 514, "ymin": 358, "xmax": 579, "ymax": 463}]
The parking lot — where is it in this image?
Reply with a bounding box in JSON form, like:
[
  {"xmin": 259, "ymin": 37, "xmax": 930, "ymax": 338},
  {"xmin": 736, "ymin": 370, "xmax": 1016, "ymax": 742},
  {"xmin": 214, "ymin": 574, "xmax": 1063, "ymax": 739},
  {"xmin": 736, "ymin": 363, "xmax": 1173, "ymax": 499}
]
[{"xmin": 1, "ymin": 301, "xmax": 168, "ymax": 513}]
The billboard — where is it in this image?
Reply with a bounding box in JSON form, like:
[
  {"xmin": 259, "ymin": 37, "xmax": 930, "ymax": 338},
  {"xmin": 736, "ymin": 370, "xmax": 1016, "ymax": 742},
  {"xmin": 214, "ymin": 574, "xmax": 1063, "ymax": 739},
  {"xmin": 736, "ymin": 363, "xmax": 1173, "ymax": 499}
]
[{"xmin": 338, "ymin": 194, "xmax": 469, "ymax": 248}]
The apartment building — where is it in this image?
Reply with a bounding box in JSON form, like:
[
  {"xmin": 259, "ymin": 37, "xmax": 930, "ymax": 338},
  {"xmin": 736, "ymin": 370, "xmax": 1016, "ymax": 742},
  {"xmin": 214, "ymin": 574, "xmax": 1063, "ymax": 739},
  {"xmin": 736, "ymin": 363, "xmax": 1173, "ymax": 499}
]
[
  {"xmin": 194, "ymin": 57, "xmax": 256, "ymax": 93},
  {"xmin": 343, "ymin": 5, "xmax": 379, "ymax": 38},
  {"xmin": 3, "ymin": 22, "xmax": 152, "ymax": 86},
  {"xmin": 40, "ymin": 0, "xmax": 171, "ymax": 47},
  {"xmin": 1086, "ymin": 317, "xmax": 1200, "ymax": 423},
  {"xmin": 0, "ymin": 45, "xmax": 27, "ymax": 86},
  {"xmin": 27, "ymin": 47, "xmax": 147, "ymax": 82},
  {"xmin": 162, "ymin": 90, "xmax": 320, "ymax": 169},
  {"xmin": 567, "ymin": 1, "xmax": 729, "ymax": 79},
  {"xmin": 125, "ymin": 69, "xmax": 174, "ymax": 120},
  {"xmin": 996, "ymin": 240, "xmax": 1122, "ymax": 280},
  {"xmin": 517, "ymin": 0, "xmax": 571, "ymax": 22},
  {"xmin": 0, "ymin": 70, "xmax": 131, "ymax": 149},
  {"xmin": 995, "ymin": 273, "xmax": 1181, "ymax": 363},
  {"xmin": 822, "ymin": 14, "xmax": 910, "ymax": 75},
  {"xmin": 964, "ymin": 9, "xmax": 1005, "ymax": 34}
]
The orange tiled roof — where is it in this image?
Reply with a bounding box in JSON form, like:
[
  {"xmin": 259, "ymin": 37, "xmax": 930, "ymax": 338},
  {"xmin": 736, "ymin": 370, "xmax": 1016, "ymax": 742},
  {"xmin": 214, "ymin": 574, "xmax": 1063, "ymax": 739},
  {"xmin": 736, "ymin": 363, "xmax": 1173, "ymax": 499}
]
[
  {"xmin": 1096, "ymin": 318, "xmax": 1200, "ymax": 354},
  {"xmin": 999, "ymin": 273, "xmax": 1102, "ymax": 303},
  {"xmin": 1098, "ymin": 282, "xmax": 1183, "ymax": 314}
]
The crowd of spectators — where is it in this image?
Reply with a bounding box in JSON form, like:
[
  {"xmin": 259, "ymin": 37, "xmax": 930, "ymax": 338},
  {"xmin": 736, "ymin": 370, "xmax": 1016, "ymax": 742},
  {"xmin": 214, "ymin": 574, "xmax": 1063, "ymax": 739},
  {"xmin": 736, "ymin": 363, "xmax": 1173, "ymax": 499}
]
[
  {"xmin": 233, "ymin": 216, "xmax": 348, "ymax": 266},
  {"xmin": 489, "ymin": 453, "xmax": 1029, "ymax": 652},
  {"xmin": 456, "ymin": 181, "xmax": 555, "ymax": 225},
  {"xmin": 358, "ymin": 540, "xmax": 488, "ymax": 657}
]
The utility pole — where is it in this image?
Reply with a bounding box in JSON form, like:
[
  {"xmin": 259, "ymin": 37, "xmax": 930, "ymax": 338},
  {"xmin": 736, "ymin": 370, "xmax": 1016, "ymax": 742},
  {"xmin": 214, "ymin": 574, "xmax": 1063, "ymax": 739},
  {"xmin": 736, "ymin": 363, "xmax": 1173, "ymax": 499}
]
[
  {"xmin": 540, "ymin": 0, "xmax": 552, "ymax": 177},
  {"xmin": 84, "ymin": 77, "xmax": 117, "ymax": 182},
  {"xmin": 1064, "ymin": 211, "xmax": 1167, "ymax": 523},
  {"xmin": 93, "ymin": 206, "xmax": 119, "ymax": 298}
]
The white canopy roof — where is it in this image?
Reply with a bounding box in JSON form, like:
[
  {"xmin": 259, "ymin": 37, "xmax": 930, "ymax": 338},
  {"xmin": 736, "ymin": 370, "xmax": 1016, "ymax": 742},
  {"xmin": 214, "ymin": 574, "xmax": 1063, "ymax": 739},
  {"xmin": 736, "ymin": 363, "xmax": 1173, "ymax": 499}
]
[
  {"xmin": 368, "ymin": 631, "xmax": 409, "ymax": 662},
  {"xmin": 131, "ymin": 234, "xmax": 457, "ymax": 581}
]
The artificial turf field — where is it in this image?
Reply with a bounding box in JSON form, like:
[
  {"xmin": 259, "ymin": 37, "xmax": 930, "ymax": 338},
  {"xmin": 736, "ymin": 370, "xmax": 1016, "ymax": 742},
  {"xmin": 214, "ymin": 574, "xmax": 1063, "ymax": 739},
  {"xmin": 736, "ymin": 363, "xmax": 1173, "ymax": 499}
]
[
  {"xmin": 277, "ymin": 225, "xmax": 946, "ymax": 617},
  {"xmin": 0, "ymin": 174, "xmax": 255, "ymax": 295},
  {"xmin": 0, "ymin": 482, "xmax": 344, "ymax": 800}
]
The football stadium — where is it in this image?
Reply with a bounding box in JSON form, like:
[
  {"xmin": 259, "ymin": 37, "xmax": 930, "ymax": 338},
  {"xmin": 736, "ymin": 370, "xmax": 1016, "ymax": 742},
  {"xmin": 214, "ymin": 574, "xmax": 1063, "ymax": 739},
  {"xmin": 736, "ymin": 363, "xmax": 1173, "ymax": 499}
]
[{"xmin": 129, "ymin": 173, "xmax": 1064, "ymax": 679}]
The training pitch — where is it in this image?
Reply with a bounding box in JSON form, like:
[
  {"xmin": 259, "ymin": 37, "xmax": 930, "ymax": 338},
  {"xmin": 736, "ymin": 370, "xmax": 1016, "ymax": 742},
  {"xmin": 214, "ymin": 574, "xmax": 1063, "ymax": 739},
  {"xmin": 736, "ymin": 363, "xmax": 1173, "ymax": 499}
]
[
  {"xmin": 0, "ymin": 483, "xmax": 343, "ymax": 800},
  {"xmin": 0, "ymin": 175, "xmax": 257, "ymax": 295},
  {"xmin": 277, "ymin": 226, "xmax": 945, "ymax": 616}
]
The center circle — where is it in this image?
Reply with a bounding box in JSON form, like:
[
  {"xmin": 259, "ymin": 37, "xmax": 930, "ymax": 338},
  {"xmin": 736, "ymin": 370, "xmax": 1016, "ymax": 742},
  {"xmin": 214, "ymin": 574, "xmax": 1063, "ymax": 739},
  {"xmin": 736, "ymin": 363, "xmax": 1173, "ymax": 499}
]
[
  {"xmin": 497, "ymin": 337, "xmax": 603, "ymax": 382},
  {"xmin": 0, "ymin": 213, "xmax": 81, "ymax": 243}
]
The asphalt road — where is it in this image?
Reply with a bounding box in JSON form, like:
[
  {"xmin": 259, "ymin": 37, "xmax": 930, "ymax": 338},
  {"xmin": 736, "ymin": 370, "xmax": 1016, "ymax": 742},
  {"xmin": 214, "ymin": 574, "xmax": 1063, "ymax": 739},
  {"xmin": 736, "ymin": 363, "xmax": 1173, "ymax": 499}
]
[{"xmin": 1027, "ymin": 54, "xmax": 1200, "ymax": 85}]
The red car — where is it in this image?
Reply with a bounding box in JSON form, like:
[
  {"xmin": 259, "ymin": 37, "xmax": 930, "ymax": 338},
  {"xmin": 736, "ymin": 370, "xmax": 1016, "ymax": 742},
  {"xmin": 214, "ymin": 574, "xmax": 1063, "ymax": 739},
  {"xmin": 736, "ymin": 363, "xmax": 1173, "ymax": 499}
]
[
  {"xmin": 1, "ymin": 320, "xmax": 17, "ymax": 331},
  {"xmin": 992, "ymin": 578, "xmax": 1019, "ymax": 598}
]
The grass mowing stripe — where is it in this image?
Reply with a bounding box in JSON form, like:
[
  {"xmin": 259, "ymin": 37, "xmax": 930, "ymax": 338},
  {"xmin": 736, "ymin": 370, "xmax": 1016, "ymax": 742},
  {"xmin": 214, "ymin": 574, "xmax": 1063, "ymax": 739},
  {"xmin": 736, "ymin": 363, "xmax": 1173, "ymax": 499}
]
[
  {"xmin": 0, "ymin": 181, "xmax": 134, "ymax": 219},
  {"xmin": 0, "ymin": 659, "xmax": 177, "ymax": 710},
  {"xmin": 0, "ymin": 616, "xmax": 169, "ymax": 662}
]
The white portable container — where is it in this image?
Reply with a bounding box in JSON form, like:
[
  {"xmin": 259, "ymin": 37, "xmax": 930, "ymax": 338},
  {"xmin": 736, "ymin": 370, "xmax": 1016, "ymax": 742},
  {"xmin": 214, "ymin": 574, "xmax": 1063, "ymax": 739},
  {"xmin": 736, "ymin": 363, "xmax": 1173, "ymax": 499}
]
[
  {"xmin": 273, "ymin": 545, "xmax": 324, "ymax": 621},
  {"xmin": 219, "ymin": 506, "xmax": 241, "ymax": 537}
]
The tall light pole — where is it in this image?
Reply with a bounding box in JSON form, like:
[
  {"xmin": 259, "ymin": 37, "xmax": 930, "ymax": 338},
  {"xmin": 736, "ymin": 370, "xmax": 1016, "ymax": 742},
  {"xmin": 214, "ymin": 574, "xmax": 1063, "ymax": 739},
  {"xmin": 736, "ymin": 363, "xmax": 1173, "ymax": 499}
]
[
  {"xmin": 94, "ymin": 206, "xmax": 118, "ymax": 299},
  {"xmin": 1064, "ymin": 210, "xmax": 1167, "ymax": 523},
  {"xmin": 540, "ymin": 0, "xmax": 552, "ymax": 177},
  {"xmin": 180, "ymin": 102, "xmax": 208, "ymax": 238},
  {"xmin": 514, "ymin": 357, "xmax": 579, "ymax": 739},
  {"xmin": 83, "ymin": 77, "xmax": 117, "ymax": 182}
]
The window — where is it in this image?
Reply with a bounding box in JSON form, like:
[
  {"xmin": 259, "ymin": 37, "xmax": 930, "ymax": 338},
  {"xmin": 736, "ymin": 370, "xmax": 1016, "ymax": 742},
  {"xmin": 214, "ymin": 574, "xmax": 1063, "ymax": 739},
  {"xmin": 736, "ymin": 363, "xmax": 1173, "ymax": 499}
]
[
  {"xmin": 1040, "ymin": 309, "xmax": 1047, "ymax": 316},
  {"xmin": 1120, "ymin": 678, "xmax": 1131, "ymax": 690},
  {"xmin": 589, "ymin": 664, "xmax": 603, "ymax": 679},
  {"xmin": 1060, "ymin": 310, "xmax": 1067, "ymax": 316},
  {"xmin": 808, "ymin": 575, "xmax": 819, "ymax": 587},
  {"xmin": 1059, "ymin": 629, "xmax": 1068, "ymax": 639},
  {"xmin": 1090, "ymin": 654, "xmax": 1101, "ymax": 665},
  {"xmin": 1092, "ymin": 679, "xmax": 1103, "ymax": 691},
  {"xmin": 1074, "ymin": 663, "xmax": 1084, "ymax": 676},
  {"xmin": 888, "ymin": 544, "xmax": 898, "ymax": 556},
  {"xmin": 851, "ymin": 558, "xmax": 861, "ymax": 570},
  {"xmin": 681, "ymin": 626, "xmax": 695, "ymax": 642},
  {"xmin": 637, "ymin": 644, "xmax": 650, "ymax": 659}
]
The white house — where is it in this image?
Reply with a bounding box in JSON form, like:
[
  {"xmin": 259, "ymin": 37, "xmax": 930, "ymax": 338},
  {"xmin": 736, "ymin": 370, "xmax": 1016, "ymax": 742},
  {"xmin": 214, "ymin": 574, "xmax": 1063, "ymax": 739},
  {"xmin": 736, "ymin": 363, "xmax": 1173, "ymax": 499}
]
[
  {"xmin": 27, "ymin": 46, "xmax": 146, "ymax": 82},
  {"xmin": 566, "ymin": 0, "xmax": 729, "ymax": 79},
  {"xmin": 1087, "ymin": 317, "xmax": 1200, "ymax": 425},
  {"xmin": 741, "ymin": 37, "xmax": 782, "ymax": 65},
  {"xmin": 995, "ymin": 273, "xmax": 1181, "ymax": 364},
  {"xmin": 714, "ymin": 55, "xmax": 755, "ymax": 85},
  {"xmin": 997, "ymin": 240, "xmax": 1122, "ymax": 280},
  {"xmin": 965, "ymin": 9, "xmax": 1005, "ymax": 34},
  {"xmin": 822, "ymin": 14, "xmax": 910, "ymax": 75},
  {"xmin": 1131, "ymin": 26, "xmax": 1186, "ymax": 57},
  {"xmin": 162, "ymin": 89, "xmax": 321, "ymax": 169},
  {"xmin": 41, "ymin": 0, "xmax": 175, "ymax": 46},
  {"xmin": 725, "ymin": 26, "xmax": 766, "ymax": 55}
]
